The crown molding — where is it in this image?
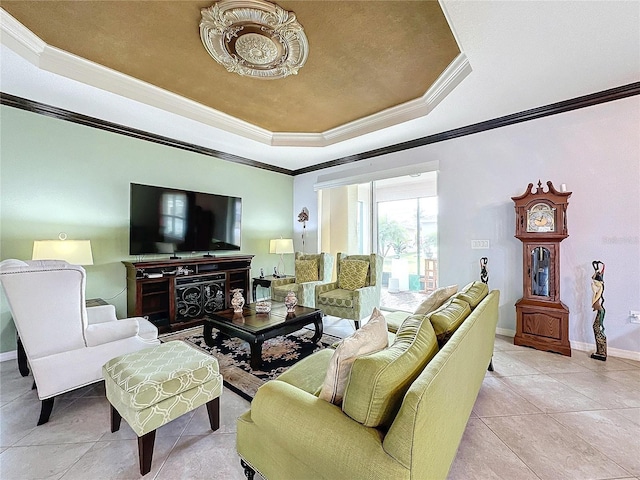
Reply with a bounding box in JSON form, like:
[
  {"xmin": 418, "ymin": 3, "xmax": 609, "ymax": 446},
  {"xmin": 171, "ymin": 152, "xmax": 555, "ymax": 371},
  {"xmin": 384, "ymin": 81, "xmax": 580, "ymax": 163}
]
[
  {"xmin": 270, "ymin": 53, "xmax": 471, "ymax": 147},
  {"xmin": 0, "ymin": 8, "xmax": 469, "ymax": 148}
]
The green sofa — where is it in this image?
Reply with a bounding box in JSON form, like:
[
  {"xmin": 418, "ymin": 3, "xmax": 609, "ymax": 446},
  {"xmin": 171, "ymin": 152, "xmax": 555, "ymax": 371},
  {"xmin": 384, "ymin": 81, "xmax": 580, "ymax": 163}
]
[{"xmin": 236, "ymin": 286, "xmax": 500, "ymax": 479}]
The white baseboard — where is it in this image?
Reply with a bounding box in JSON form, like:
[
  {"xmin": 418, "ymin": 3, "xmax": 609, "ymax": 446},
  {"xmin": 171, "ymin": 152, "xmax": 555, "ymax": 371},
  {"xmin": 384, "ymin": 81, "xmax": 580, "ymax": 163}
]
[
  {"xmin": 0, "ymin": 349, "xmax": 17, "ymax": 362},
  {"xmin": 570, "ymin": 341, "xmax": 640, "ymax": 362},
  {"xmin": 496, "ymin": 327, "xmax": 515, "ymax": 337},
  {"xmin": 494, "ymin": 329, "xmax": 640, "ymax": 362}
]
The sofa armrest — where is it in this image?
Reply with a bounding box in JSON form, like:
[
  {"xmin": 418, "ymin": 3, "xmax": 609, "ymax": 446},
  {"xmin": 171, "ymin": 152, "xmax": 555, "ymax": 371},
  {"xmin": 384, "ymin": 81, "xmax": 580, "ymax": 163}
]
[
  {"xmin": 86, "ymin": 304, "xmax": 118, "ymax": 324},
  {"xmin": 246, "ymin": 380, "xmax": 403, "ymax": 477},
  {"xmin": 84, "ymin": 318, "xmax": 139, "ymax": 347}
]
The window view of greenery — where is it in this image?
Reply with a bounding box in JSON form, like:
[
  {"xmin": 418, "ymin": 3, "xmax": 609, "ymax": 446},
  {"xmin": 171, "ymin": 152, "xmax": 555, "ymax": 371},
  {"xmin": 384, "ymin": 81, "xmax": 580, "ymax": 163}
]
[{"xmin": 376, "ymin": 179, "xmax": 438, "ymax": 311}]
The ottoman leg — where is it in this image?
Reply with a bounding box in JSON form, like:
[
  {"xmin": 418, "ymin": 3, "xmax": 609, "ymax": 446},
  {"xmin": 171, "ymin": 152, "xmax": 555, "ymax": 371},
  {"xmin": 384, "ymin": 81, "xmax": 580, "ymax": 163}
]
[
  {"xmin": 110, "ymin": 405, "xmax": 122, "ymax": 433},
  {"xmin": 138, "ymin": 430, "xmax": 156, "ymax": 476},
  {"xmin": 206, "ymin": 397, "xmax": 220, "ymax": 431}
]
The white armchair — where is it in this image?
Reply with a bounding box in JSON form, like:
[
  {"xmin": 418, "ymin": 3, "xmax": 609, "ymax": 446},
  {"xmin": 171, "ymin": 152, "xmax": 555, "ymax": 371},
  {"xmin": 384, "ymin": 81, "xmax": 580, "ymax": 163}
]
[{"xmin": 0, "ymin": 259, "xmax": 159, "ymax": 425}]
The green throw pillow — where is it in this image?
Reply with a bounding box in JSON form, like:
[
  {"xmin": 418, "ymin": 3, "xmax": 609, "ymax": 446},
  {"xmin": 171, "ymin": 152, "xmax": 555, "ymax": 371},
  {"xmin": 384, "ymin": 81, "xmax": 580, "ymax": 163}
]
[
  {"xmin": 338, "ymin": 260, "xmax": 369, "ymax": 290},
  {"xmin": 455, "ymin": 281, "xmax": 489, "ymax": 308},
  {"xmin": 428, "ymin": 297, "xmax": 471, "ymax": 346},
  {"xmin": 341, "ymin": 314, "xmax": 439, "ymax": 428},
  {"xmin": 295, "ymin": 259, "xmax": 319, "ymax": 283}
]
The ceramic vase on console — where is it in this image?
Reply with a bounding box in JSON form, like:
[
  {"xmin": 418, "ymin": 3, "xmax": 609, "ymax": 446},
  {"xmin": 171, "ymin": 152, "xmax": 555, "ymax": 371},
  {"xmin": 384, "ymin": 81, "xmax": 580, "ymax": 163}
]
[
  {"xmin": 284, "ymin": 291, "xmax": 298, "ymax": 313},
  {"xmin": 231, "ymin": 289, "xmax": 245, "ymax": 313}
]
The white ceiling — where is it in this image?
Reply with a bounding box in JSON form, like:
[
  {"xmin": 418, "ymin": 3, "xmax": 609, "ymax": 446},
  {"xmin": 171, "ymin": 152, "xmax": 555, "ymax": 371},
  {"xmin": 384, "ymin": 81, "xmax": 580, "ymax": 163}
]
[{"xmin": 1, "ymin": 1, "xmax": 639, "ymax": 172}]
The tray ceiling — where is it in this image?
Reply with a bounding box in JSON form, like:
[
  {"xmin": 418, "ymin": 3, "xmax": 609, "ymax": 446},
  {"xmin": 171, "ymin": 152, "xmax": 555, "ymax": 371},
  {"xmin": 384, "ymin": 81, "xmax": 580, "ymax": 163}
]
[{"xmin": 1, "ymin": 1, "xmax": 461, "ymax": 137}]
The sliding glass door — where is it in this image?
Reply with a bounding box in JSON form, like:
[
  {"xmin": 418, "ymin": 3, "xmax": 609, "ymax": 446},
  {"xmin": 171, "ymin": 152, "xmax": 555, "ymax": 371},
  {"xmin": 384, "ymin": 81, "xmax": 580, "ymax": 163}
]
[{"xmin": 319, "ymin": 171, "xmax": 438, "ymax": 311}]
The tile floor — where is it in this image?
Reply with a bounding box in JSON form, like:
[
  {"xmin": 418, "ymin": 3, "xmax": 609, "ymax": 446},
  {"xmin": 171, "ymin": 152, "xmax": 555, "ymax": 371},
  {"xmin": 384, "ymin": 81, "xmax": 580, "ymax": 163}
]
[{"xmin": 1, "ymin": 317, "xmax": 639, "ymax": 480}]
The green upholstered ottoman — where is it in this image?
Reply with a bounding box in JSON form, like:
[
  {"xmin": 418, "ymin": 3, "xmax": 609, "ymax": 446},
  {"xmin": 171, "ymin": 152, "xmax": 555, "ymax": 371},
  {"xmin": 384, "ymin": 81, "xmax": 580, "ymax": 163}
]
[{"xmin": 103, "ymin": 341, "xmax": 223, "ymax": 475}]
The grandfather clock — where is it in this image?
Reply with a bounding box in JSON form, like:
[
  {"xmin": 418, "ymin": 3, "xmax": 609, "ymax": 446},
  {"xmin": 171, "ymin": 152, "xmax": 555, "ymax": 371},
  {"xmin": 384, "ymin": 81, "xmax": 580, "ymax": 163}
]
[{"xmin": 512, "ymin": 181, "xmax": 572, "ymax": 356}]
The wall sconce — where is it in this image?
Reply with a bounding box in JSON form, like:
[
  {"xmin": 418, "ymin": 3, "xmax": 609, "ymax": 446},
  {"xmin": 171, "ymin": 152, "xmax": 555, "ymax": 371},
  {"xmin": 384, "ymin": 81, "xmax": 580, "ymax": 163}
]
[
  {"xmin": 269, "ymin": 238, "xmax": 294, "ymax": 277},
  {"xmin": 32, "ymin": 233, "xmax": 94, "ymax": 265}
]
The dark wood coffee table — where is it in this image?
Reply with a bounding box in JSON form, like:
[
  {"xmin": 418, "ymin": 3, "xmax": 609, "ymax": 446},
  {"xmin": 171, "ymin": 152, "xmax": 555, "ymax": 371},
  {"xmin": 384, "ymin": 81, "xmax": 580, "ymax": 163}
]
[{"xmin": 202, "ymin": 303, "xmax": 323, "ymax": 370}]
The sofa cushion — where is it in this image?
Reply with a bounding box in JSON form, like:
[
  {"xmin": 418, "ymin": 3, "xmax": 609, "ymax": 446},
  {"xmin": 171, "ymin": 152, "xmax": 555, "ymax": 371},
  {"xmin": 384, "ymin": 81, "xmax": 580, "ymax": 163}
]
[
  {"xmin": 338, "ymin": 260, "xmax": 370, "ymax": 290},
  {"xmin": 295, "ymin": 259, "xmax": 319, "ymax": 283},
  {"xmin": 319, "ymin": 308, "xmax": 388, "ymax": 405},
  {"xmin": 316, "ymin": 288, "xmax": 355, "ymax": 308},
  {"xmin": 429, "ymin": 297, "xmax": 472, "ymax": 347},
  {"xmin": 341, "ymin": 314, "xmax": 439, "ymax": 428},
  {"xmin": 413, "ymin": 284, "xmax": 458, "ymax": 315},
  {"xmin": 383, "ymin": 310, "xmax": 412, "ymax": 334},
  {"xmin": 455, "ymin": 281, "xmax": 489, "ymax": 308}
]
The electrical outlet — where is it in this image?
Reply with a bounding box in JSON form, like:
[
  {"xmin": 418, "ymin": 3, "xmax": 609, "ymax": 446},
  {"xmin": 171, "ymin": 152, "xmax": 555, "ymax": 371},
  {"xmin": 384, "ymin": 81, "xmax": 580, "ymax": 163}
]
[
  {"xmin": 630, "ymin": 310, "xmax": 640, "ymax": 324},
  {"xmin": 471, "ymin": 240, "xmax": 490, "ymax": 249}
]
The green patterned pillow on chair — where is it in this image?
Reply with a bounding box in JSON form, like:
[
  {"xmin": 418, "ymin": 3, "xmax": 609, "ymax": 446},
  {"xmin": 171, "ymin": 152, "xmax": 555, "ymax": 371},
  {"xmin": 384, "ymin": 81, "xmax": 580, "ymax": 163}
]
[
  {"xmin": 338, "ymin": 260, "xmax": 369, "ymax": 290},
  {"xmin": 295, "ymin": 259, "xmax": 319, "ymax": 283}
]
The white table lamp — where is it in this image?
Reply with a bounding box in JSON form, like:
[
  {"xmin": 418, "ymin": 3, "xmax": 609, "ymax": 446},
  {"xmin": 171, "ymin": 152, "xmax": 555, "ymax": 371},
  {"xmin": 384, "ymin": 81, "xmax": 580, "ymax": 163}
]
[
  {"xmin": 269, "ymin": 238, "xmax": 294, "ymax": 276},
  {"xmin": 32, "ymin": 238, "xmax": 94, "ymax": 265}
]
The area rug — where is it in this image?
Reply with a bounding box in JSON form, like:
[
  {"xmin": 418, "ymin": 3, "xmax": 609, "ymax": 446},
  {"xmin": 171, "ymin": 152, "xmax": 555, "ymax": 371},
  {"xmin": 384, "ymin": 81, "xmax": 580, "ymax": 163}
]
[{"xmin": 160, "ymin": 326, "xmax": 341, "ymax": 401}]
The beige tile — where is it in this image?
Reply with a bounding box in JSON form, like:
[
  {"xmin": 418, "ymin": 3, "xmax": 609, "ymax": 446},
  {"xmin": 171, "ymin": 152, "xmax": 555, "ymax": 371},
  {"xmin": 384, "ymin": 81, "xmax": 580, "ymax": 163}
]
[
  {"xmin": 506, "ymin": 349, "xmax": 591, "ymax": 374},
  {"xmin": 448, "ymin": 418, "xmax": 539, "ymax": 480},
  {"xmin": 0, "ymin": 368, "xmax": 35, "ymax": 407},
  {"xmin": 500, "ymin": 374, "xmax": 607, "ymax": 413},
  {"xmin": 550, "ymin": 371, "xmax": 640, "ymax": 408},
  {"xmin": 551, "ymin": 409, "xmax": 640, "ymax": 476},
  {"xmin": 614, "ymin": 408, "xmax": 640, "ymax": 426},
  {"xmin": 0, "ymin": 391, "xmax": 75, "ymax": 447},
  {"xmin": 0, "ymin": 442, "xmax": 94, "ymax": 480},
  {"xmin": 472, "ymin": 376, "xmax": 542, "ymax": 417},
  {"xmin": 492, "ymin": 335, "xmax": 523, "ymax": 352},
  {"xmin": 600, "ymin": 369, "xmax": 640, "ymax": 390},
  {"xmin": 155, "ymin": 433, "xmax": 247, "ymax": 480},
  {"xmin": 484, "ymin": 414, "xmax": 630, "ymax": 480},
  {"xmin": 15, "ymin": 397, "xmax": 111, "ymax": 446},
  {"xmin": 59, "ymin": 436, "xmax": 178, "ymax": 480},
  {"xmin": 489, "ymin": 351, "xmax": 542, "ymax": 377},
  {"xmin": 570, "ymin": 351, "xmax": 640, "ymax": 372},
  {"xmin": 183, "ymin": 387, "xmax": 250, "ymax": 435}
]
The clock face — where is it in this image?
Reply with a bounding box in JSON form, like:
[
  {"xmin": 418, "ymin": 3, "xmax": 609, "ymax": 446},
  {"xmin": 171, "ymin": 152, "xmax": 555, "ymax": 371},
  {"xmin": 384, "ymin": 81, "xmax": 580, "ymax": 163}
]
[{"xmin": 527, "ymin": 203, "xmax": 555, "ymax": 232}]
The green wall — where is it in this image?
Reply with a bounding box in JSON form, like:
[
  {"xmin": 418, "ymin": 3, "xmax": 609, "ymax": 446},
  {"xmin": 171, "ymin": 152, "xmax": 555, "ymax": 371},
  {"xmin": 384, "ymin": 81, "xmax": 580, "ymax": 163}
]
[{"xmin": 0, "ymin": 106, "xmax": 294, "ymax": 353}]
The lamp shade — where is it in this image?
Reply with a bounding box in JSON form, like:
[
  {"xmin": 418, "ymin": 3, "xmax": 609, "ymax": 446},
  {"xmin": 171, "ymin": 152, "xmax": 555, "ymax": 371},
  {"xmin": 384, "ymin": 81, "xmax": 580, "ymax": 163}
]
[
  {"xmin": 269, "ymin": 238, "xmax": 294, "ymax": 254},
  {"xmin": 32, "ymin": 240, "xmax": 94, "ymax": 265}
]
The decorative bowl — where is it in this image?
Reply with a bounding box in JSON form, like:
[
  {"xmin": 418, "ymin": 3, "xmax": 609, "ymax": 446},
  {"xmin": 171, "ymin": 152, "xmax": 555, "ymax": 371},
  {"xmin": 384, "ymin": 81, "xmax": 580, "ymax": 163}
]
[{"xmin": 255, "ymin": 301, "xmax": 272, "ymax": 314}]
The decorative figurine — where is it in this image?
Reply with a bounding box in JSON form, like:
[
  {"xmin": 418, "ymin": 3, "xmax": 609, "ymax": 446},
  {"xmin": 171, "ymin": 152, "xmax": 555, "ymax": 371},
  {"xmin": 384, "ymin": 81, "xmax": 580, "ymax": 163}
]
[
  {"xmin": 284, "ymin": 290, "xmax": 298, "ymax": 313},
  {"xmin": 590, "ymin": 261, "xmax": 607, "ymax": 361},
  {"xmin": 259, "ymin": 268, "xmax": 264, "ymax": 279},
  {"xmin": 480, "ymin": 257, "xmax": 489, "ymax": 285},
  {"xmin": 298, "ymin": 207, "xmax": 309, "ymax": 254},
  {"xmin": 231, "ymin": 288, "xmax": 245, "ymax": 314}
]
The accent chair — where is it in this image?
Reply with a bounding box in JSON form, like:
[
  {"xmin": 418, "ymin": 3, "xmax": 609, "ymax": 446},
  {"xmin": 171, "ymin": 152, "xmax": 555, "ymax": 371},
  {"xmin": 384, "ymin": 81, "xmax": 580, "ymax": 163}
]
[
  {"xmin": 0, "ymin": 259, "xmax": 160, "ymax": 425},
  {"xmin": 315, "ymin": 253, "xmax": 382, "ymax": 329},
  {"xmin": 270, "ymin": 252, "xmax": 333, "ymax": 307}
]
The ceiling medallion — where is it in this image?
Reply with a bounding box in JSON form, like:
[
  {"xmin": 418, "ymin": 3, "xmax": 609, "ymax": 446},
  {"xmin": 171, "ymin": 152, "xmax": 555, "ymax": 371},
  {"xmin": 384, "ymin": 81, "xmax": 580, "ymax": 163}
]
[{"xmin": 200, "ymin": 0, "xmax": 309, "ymax": 80}]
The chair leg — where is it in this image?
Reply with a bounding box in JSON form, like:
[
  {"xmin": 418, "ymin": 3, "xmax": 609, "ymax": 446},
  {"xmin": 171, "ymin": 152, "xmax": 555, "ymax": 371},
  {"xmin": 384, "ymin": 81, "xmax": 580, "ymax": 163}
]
[
  {"xmin": 138, "ymin": 430, "xmax": 156, "ymax": 476},
  {"xmin": 37, "ymin": 398, "xmax": 54, "ymax": 426},
  {"xmin": 17, "ymin": 336, "xmax": 29, "ymax": 377},
  {"xmin": 354, "ymin": 320, "xmax": 360, "ymax": 329},
  {"xmin": 206, "ymin": 397, "xmax": 220, "ymax": 431},
  {"xmin": 240, "ymin": 459, "xmax": 256, "ymax": 480},
  {"xmin": 488, "ymin": 358, "xmax": 494, "ymax": 372},
  {"xmin": 110, "ymin": 404, "xmax": 122, "ymax": 433}
]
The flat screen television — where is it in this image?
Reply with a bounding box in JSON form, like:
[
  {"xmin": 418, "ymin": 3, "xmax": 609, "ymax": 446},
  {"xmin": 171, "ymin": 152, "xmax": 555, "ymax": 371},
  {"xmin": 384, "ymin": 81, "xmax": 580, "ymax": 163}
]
[{"xmin": 129, "ymin": 183, "xmax": 242, "ymax": 256}]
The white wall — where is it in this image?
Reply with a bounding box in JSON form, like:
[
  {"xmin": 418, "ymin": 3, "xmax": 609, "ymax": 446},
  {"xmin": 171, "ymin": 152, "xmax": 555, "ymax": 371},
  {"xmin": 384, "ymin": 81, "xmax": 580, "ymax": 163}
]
[{"xmin": 294, "ymin": 96, "xmax": 640, "ymax": 356}]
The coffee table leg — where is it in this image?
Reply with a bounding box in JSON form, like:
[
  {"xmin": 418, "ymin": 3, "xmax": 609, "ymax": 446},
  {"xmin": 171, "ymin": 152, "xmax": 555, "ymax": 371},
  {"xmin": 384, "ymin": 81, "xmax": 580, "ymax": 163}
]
[
  {"xmin": 203, "ymin": 322, "xmax": 215, "ymax": 347},
  {"xmin": 249, "ymin": 340, "xmax": 263, "ymax": 371},
  {"xmin": 311, "ymin": 313, "xmax": 323, "ymax": 343}
]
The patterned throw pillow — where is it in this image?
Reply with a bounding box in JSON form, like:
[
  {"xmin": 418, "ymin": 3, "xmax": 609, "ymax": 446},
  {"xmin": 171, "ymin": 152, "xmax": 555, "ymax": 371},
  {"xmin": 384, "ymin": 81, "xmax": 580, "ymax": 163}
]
[
  {"xmin": 413, "ymin": 284, "xmax": 458, "ymax": 315},
  {"xmin": 295, "ymin": 259, "xmax": 319, "ymax": 283},
  {"xmin": 319, "ymin": 308, "xmax": 388, "ymax": 405},
  {"xmin": 338, "ymin": 260, "xmax": 369, "ymax": 290}
]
